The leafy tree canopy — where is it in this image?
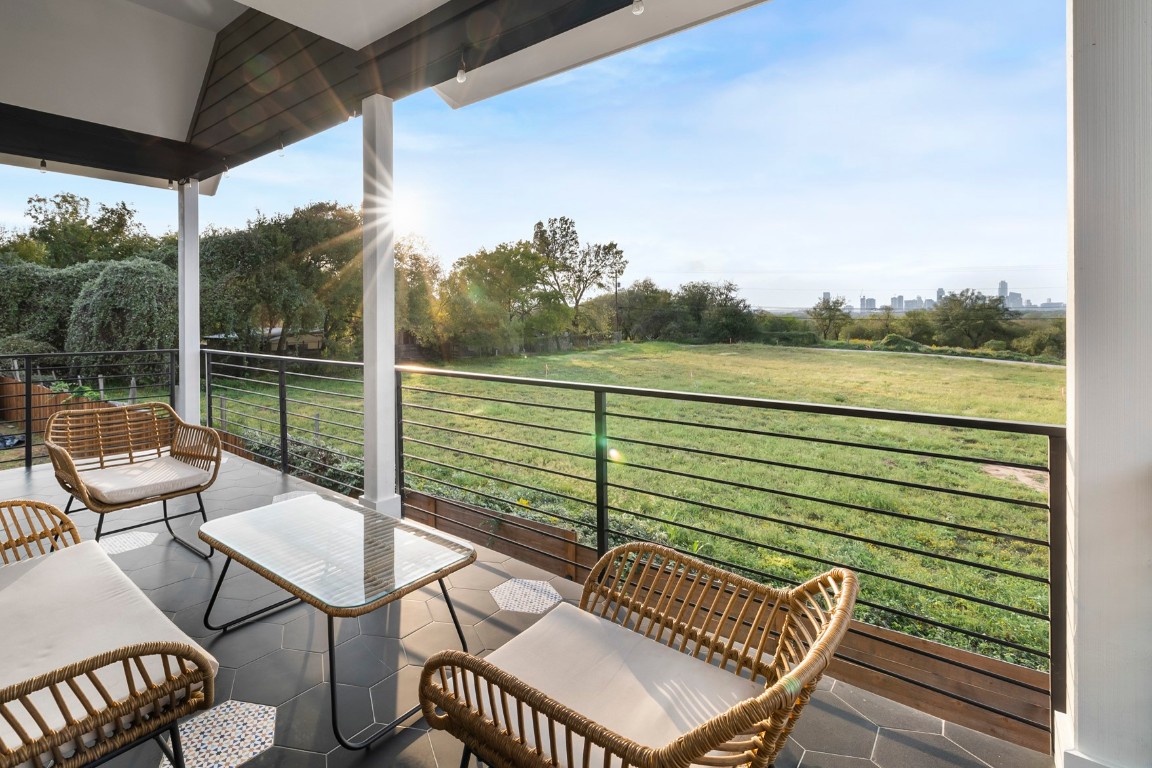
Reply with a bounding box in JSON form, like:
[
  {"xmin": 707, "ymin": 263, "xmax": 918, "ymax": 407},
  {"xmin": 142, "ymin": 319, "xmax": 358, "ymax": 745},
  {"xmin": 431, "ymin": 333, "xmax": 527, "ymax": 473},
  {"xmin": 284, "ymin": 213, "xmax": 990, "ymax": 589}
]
[
  {"xmin": 1, "ymin": 193, "xmax": 156, "ymax": 267},
  {"xmin": 933, "ymin": 289, "xmax": 1019, "ymax": 348},
  {"xmin": 65, "ymin": 258, "xmax": 178, "ymax": 355},
  {"xmin": 807, "ymin": 296, "xmax": 852, "ymax": 340}
]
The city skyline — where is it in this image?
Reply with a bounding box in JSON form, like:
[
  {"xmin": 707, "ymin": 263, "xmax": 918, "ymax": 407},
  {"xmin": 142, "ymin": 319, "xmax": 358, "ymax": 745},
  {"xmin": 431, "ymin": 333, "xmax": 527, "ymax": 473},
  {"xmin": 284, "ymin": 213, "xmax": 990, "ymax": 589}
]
[{"xmin": 843, "ymin": 278, "xmax": 1065, "ymax": 314}]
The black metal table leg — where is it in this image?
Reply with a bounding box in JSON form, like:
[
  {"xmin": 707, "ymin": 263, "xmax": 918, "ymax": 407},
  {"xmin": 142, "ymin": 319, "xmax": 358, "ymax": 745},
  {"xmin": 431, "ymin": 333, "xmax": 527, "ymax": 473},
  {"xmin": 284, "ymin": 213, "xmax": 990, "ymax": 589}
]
[
  {"xmin": 439, "ymin": 578, "xmax": 469, "ymax": 651},
  {"xmin": 328, "ymin": 586, "xmax": 469, "ymax": 750},
  {"xmin": 203, "ymin": 556, "xmax": 300, "ymax": 632}
]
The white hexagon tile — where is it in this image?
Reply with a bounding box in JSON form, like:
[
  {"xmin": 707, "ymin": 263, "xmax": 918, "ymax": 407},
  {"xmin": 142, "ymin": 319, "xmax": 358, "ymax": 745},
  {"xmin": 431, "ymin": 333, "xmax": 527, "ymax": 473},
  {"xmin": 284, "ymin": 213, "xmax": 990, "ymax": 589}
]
[
  {"xmin": 490, "ymin": 579, "xmax": 562, "ymax": 614},
  {"xmin": 159, "ymin": 700, "xmax": 276, "ymax": 768}
]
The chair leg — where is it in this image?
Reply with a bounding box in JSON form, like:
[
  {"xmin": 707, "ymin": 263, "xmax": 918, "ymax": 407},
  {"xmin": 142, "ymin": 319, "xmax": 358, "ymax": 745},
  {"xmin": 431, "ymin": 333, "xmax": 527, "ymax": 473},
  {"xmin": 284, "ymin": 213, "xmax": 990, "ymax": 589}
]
[
  {"xmin": 162, "ymin": 498, "xmax": 214, "ymax": 560},
  {"xmin": 169, "ymin": 722, "xmax": 186, "ymax": 768},
  {"xmin": 154, "ymin": 723, "xmax": 187, "ymax": 768},
  {"xmin": 460, "ymin": 745, "xmax": 472, "ymax": 768},
  {"xmin": 94, "ymin": 511, "xmax": 105, "ymax": 542},
  {"xmin": 64, "ymin": 495, "xmax": 74, "ymax": 515}
]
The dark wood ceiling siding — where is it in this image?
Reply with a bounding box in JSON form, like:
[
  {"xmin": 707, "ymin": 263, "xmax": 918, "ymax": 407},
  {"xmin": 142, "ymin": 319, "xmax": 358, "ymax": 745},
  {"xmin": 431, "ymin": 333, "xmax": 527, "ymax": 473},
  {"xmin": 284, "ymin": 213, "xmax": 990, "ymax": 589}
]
[
  {"xmin": 363, "ymin": 0, "xmax": 632, "ymax": 99},
  {"xmin": 0, "ymin": 0, "xmax": 638, "ymax": 180},
  {"xmin": 0, "ymin": 103, "xmax": 215, "ymax": 181},
  {"xmin": 186, "ymin": 10, "xmax": 362, "ymax": 170}
]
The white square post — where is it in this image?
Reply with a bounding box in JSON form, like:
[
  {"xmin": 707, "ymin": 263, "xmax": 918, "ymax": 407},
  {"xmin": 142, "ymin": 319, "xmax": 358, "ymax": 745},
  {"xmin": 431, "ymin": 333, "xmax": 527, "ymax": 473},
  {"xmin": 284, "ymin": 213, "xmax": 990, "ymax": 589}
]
[
  {"xmin": 176, "ymin": 179, "xmax": 200, "ymax": 424},
  {"xmin": 360, "ymin": 94, "xmax": 401, "ymax": 516},
  {"xmin": 1059, "ymin": 2, "xmax": 1152, "ymax": 766}
]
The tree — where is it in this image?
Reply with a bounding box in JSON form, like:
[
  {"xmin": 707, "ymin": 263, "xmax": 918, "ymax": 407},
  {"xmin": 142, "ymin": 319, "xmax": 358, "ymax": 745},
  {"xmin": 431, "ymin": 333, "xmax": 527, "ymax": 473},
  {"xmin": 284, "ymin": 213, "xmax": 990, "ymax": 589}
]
[
  {"xmin": 932, "ymin": 289, "xmax": 1018, "ymax": 348},
  {"xmin": 452, "ymin": 241, "xmax": 548, "ymax": 323},
  {"xmin": 533, "ymin": 217, "xmax": 626, "ymax": 329},
  {"xmin": 395, "ymin": 237, "xmax": 449, "ymax": 354},
  {"xmin": 702, "ymin": 293, "xmax": 757, "ymax": 343},
  {"xmin": 618, "ymin": 278, "xmax": 674, "ymax": 339},
  {"xmin": 897, "ymin": 309, "xmax": 935, "ymax": 345},
  {"xmin": 807, "ymin": 296, "xmax": 852, "ymax": 340},
  {"xmin": 65, "ymin": 259, "xmax": 178, "ymax": 356},
  {"xmin": 9, "ymin": 193, "xmax": 156, "ymax": 267}
]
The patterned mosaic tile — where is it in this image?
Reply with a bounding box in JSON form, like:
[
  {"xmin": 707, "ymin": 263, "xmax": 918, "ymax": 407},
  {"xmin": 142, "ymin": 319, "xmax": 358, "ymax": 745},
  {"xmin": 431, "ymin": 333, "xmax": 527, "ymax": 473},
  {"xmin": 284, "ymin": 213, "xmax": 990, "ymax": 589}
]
[
  {"xmin": 159, "ymin": 700, "xmax": 276, "ymax": 768},
  {"xmin": 490, "ymin": 579, "xmax": 561, "ymax": 614},
  {"xmin": 99, "ymin": 531, "xmax": 158, "ymax": 555}
]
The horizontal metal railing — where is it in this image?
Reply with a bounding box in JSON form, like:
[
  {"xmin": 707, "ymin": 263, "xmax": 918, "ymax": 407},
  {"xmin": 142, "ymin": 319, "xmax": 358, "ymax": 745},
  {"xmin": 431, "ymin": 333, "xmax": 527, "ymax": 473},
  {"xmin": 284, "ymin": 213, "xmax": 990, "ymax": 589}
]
[
  {"xmin": 194, "ymin": 352, "xmax": 1065, "ymax": 740},
  {"xmin": 202, "ymin": 350, "xmax": 366, "ymax": 496},
  {"xmin": 0, "ymin": 350, "xmax": 177, "ymax": 471},
  {"xmin": 393, "ymin": 364, "xmax": 1066, "ymax": 739}
]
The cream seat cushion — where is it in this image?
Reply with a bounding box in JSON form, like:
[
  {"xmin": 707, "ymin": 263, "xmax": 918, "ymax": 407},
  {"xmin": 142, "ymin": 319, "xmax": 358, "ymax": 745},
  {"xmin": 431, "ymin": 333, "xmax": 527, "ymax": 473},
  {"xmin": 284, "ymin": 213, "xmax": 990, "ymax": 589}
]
[
  {"xmin": 479, "ymin": 602, "xmax": 763, "ymax": 764},
  {"xmin": 81, "ymin": 455, "xmax": 211, "ymax": 505},
  {"xmin": 0, "ymin": 541, "xmax": 218, "ymax": 761}
]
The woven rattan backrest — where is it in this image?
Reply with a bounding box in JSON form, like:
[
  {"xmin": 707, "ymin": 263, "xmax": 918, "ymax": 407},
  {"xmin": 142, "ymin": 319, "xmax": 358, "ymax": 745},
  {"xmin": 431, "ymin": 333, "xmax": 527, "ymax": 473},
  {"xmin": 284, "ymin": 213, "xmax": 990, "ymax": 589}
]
[
  {"xmin": 769, "ymin": 569, "xmax": 857, "ymax": 681},
  {"xmin": 45, "ymin": 402, "xmax": 176, "ymax": 469},
  {"xmin": 0, "ymin": 499, "xmax": 80, "ymax": 565},
  {"xmin": 580, "ymin": 543, "xmax": 789, "ymax": 684}
]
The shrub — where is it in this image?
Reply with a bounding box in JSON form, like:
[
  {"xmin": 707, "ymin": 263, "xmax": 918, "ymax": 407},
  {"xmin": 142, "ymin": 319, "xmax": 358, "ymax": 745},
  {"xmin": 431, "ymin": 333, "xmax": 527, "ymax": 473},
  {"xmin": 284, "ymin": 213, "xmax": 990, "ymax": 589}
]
[
  {"xmin": 762, "ymin": 331, "xmax": 819, "ymax": 346},
  {"xmin": 0, "ymin": 333, "xmax": 57, "ymax": 356},
  {"xmin": 874, "ymin": 334, "xmax": 927, "ymax": 352},
  {"xmin": 64, "ymin": 259, "xmax": 177, "ymax": 361}
]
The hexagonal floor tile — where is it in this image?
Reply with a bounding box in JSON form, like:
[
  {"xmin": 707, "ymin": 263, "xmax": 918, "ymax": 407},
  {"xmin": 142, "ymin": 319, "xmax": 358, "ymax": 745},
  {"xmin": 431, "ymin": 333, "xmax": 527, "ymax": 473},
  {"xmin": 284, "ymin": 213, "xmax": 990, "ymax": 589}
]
[
  {"xmin": 427, "ymin": 587, "xmax": 499, "ymax": 625},
  {"xmin": 401, "ymin": 621, "xmax": 481, "ymax": 665},
  {"xmin": 283, "ymin": 612, "xmax": 361, "ymax": 652},
  {"xmin": 873, "ymin": 729, "xmax": 988, "ymax": 768},
  {"xmin": 201, "ymin": 622, "xmax": 285, "ymax": 669},
  {"xmin": 99, "ymin": 531, "xmax": 157, "ymax": 554},
  {"xmin": 276, "ymin": 683, "xmax": 374, "ymax": 754},
  {"xmin": 233, "ymin": 649, "xmax": 325, "ymax": 706},
  {"xmin": 789, "ymin": 692, "xmax": 879, "ymax": 759},
  {"xmin": 447, "ymin": 563, "xmax": 513, "ymax": 591},
  {"xmin": 359, "ymin": 599, "xmax": 432, "ymax": 638},
  {"xmin": 832, "ymin": 682, "xmax": 942, "ymax": 734},
  {"xmin": 489, "ymin": 579, "xmax": 561, "ymax": 614},
  {"xmin": 160, "ymin": 700, "xmax": 275, "ymax": 768}
]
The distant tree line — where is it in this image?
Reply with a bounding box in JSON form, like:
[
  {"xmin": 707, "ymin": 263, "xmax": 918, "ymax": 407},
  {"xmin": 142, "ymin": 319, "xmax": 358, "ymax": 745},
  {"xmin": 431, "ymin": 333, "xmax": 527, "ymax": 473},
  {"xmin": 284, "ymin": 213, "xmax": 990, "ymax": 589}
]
[
  {"xmin": 807, "ymin": 293, "xmax": 1065, "ymax": 359},
  {"xmin": 0, "ymin": 194, "xmax": 1064, "ymax": 364}
]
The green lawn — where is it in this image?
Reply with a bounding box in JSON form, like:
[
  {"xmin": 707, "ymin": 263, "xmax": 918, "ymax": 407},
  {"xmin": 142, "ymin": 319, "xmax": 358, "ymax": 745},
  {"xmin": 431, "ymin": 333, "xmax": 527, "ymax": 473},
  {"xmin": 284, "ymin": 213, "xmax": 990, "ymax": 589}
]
[{"xmin": 212, "ymin": 342, "xmax": 1066, "ymax": 668}]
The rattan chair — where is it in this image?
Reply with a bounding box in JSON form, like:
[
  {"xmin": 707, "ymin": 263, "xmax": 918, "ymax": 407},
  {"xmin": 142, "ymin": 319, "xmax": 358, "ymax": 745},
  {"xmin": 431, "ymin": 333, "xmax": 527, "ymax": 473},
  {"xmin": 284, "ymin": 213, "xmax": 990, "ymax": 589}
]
[
  {"xmin": 420, "ymin": 542, "xmax": 858, "ymax": 768},
  {"xmin": 0, "ymin": 499, "xmax": 215, "ymax": 768},
  {"xmin": 44, "ymin": 402, "xmax": 221, "ymax": 558}
]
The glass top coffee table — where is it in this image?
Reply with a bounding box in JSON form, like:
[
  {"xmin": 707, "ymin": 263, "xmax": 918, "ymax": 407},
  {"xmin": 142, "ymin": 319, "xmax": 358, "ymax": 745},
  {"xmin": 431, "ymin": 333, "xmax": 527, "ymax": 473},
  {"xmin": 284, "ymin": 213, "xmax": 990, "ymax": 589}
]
[{"xmin": 198, "ymin": 494, "xmax": 475, "ymax": 749}]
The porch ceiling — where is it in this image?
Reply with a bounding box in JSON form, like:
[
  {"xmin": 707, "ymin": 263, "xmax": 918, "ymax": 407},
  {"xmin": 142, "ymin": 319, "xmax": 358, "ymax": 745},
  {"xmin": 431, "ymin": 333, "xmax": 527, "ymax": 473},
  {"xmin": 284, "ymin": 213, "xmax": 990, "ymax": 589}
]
[{"xmin": 0, "ymin": 0, "xmax": 768, "ymax": 189}]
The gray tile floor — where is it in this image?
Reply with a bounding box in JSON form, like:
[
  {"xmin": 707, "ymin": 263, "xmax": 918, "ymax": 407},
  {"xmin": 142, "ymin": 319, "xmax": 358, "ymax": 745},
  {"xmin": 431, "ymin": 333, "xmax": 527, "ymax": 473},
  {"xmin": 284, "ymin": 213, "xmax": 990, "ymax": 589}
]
[{"xmin": 0, "ymin": 457, "xmax": 1053, "ymax": 768}]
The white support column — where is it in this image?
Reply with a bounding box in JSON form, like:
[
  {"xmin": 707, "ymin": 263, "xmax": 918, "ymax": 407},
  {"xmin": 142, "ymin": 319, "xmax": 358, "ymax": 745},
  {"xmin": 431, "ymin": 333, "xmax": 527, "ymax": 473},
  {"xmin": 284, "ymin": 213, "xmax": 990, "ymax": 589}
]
[
  {"xmin": 1059, "ymin": 2, "xmax": 1152, "ymax": 766},
  {"xmin": 360, "ymin": 94, "xmax": 401, "ymax": 516},
  {"xmin": 176, "ymin": 179, "xmax": 201, "ymax": 424}
]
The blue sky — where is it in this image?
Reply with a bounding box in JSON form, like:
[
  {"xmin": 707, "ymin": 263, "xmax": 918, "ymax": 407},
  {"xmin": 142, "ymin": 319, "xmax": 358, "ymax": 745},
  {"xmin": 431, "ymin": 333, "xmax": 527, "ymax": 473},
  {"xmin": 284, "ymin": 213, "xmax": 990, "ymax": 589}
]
[{"xmin": 0, "ymin": 0, "xmax": 1066, "ymax": 310}]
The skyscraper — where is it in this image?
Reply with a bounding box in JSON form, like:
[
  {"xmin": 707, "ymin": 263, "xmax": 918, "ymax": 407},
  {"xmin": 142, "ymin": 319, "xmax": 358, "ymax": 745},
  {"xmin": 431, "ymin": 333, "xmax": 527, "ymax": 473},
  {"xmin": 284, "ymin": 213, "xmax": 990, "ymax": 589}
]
[
  {"xmin": 936, "ymin": 288, "xmax": 945, "ymax": 302},
  {"xmin": 998, "ymin": 280, "xmax": 1008, "ymax": 298}
]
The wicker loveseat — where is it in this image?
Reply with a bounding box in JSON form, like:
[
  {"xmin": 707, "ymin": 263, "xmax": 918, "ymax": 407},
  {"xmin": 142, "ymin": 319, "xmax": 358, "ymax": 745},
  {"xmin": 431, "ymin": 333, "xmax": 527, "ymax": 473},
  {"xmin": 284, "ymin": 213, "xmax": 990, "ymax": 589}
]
[
  {"xmin": 44, "ymin": 403, "xmax": 221, "ymax": 558},
  {"xmin": 420, "ymin": 542, "xmax": 858, "ymax": 768},
  {"xmin": 0, "ymin": 500, "xmax": 216, "ymax": 768}
]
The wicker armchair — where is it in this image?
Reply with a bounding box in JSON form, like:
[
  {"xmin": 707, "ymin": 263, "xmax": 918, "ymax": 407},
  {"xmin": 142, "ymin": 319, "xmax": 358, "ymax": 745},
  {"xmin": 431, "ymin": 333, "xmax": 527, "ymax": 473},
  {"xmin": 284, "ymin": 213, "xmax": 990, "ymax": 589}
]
[
  {"xmin": 0, "ymin": 500, "xmax": 216, "ymax": 768},
  {"xmin": 45, "ymin": 403, "xmax": 221, "ymax": 558},
  {"xmin": 420, "ymin": 543, "xmax": 857, "ymax": 768}
]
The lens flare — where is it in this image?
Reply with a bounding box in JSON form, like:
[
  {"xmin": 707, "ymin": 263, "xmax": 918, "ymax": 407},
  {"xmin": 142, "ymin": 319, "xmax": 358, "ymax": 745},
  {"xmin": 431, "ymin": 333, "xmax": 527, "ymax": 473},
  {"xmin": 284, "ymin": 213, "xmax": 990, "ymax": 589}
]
[{"xmin": 608, "ymin": 447, "xmax": 624, "ymax": 463}]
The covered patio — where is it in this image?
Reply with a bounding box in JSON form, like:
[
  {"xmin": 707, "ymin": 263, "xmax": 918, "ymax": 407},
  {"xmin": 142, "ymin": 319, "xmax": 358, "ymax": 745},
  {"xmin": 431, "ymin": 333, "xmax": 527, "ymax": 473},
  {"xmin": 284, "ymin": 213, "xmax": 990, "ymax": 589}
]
[
  {"xmin": 1, "ymin": 1, "xmax": 1150, "ymax": 767},
  {"xmin": 0, "ymin": 456, "xmax": 1050, "ymax": 768}
]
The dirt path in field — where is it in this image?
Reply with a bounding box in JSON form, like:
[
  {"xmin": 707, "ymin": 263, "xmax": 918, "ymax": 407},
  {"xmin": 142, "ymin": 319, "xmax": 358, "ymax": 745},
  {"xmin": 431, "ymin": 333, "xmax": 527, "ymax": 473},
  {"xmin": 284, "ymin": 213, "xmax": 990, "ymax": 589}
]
[{"xmin": 983, "ymin": 464, "xmax": 1049, "ymax": 492}]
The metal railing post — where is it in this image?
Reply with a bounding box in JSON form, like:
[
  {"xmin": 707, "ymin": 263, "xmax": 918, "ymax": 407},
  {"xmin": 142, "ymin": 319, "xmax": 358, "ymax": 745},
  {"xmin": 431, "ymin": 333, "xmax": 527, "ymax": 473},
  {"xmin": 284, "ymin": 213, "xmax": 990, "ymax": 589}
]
[
  {"xmin": 278, "ymin": 359, "xmax": 289, "ymax": 474},
  {"xmin": 1048, "ymin": 434, "xmax": 1068, "ymax": 716},
  {"xmin": 594, "ymin": 390, "xmax": 609, "ymax": 556},
  {"xmin": 395, "ymin": 369, "xmax": 405, "ymax": 498},
  {"xmin": 204, "ymin": 351, "xmax": 214, "ymax": 428},
  {"xmin": 167, "ymin": 350, "xmax": 177, "ymax": 409},
  {"xmin": 23, "ymin": 355, "xmax": 32, "ymax": 470}
]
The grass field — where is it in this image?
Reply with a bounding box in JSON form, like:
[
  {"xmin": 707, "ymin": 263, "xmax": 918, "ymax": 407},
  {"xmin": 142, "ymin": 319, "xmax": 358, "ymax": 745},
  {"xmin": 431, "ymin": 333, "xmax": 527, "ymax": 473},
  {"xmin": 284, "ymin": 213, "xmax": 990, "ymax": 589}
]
[{"xmin": 209, "ymin": 342, "xmax": 1066, "ymax": 668}]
